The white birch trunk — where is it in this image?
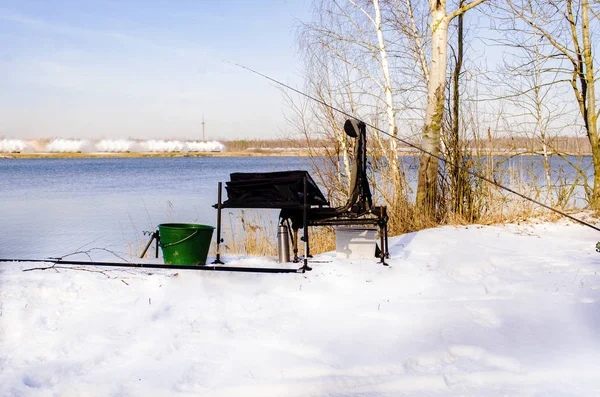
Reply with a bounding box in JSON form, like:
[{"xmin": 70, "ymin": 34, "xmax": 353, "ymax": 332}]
[
  {"xmin": 416, "ymin": 5, "xmax": 449, "ymax": 214},
  {"xmin": 416, "ymin": 0, "xmax": 486, "ymax": 216}
]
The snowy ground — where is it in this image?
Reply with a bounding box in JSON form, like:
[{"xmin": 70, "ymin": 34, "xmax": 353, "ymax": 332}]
[{"xmin": 1, "ymin": 220, "xmax": 600, "ymax": 396}]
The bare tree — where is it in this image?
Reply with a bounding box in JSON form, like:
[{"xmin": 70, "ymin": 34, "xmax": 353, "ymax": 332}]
[
  {"xmin": 500, "ymin": 0, "xmax": 600, "ymax": 208},
  {"xmin": 443, "ymin": 0, "xmax": 469, "ymax": 218},
  {"xmin": 296, "ymin": 0, "xmax": 423, "ymax": 232},
  {"xmin": 499, "ymin": 32, "xmax": 568, "ymax": 200}
]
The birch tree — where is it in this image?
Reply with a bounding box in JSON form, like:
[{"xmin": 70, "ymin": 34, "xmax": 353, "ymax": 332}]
[
  {"xmin": 416, "ymin": 0, "xmax": 487, "ymax": 219},
  {"xmin": 298, "ymin": 0, "xmax": 420, "ymax": 230}
]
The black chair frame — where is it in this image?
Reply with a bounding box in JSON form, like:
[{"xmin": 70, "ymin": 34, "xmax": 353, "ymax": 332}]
[{"xmin": 213, "ymin": 119, "xmax": 390, "ymax": 267}]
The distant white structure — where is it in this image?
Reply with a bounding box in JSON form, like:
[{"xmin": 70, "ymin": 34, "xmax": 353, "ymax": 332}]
[
  {"xmin": 95, "ymin": 139, "xmax": 136, "ymax": 153},
  {"xmin": 143, "ymin": 140, "xmax": 185, "ymax": 153},
  {"xmin": 186, "ymin": 141, "xmax": 225, "ymax": 152},
  {"xmin": 2, "ymin": 137, "xmax": 226, "ymax": 154},
  {"xmin": 0, "ymin": 139, "xmax": 29, "ymax": 153},
  {"xmin": 46, "ymin": 139, "xmax": 91, "ymax": 153}
]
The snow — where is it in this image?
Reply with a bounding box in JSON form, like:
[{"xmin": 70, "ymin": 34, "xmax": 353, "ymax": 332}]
[
  {"xmin": 186, "ymin": 141, "xmax": 226, "ymax": 152},
  {"xmin": 142, "ymin": 140, "xmax": 185, "ymax": 153},
  {"xmin": 0, "ymin": 139, "xmax": 29, "ymax": 153},
  {"xmin": 45, "ymin": 139, "xmax": 92, "ymax": 153},
  {"xmin": 2, "ymin": 220, "xmax": 600, "ymax": 396},
  {"xmin": 141, "ymin": 140, "xmax": 226, "ymax": 153},
  {"xmin": 95, "ymin": 140, "xmax": 139, "ymax": 153},
  {"xmin": 5, "ymin": 139, "xmax": 226, "ymax": 153}
]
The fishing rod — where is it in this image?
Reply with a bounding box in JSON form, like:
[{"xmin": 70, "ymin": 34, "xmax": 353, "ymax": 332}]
[
  {"xmin": 231, "ymin": 62, "xmax": 600, "ymax": 234},
  {"xmin": 0, "ymin": 258, "xmax": 305, "ymax": 274}
]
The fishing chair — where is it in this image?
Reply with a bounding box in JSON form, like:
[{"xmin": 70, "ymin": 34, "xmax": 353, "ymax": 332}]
[{"xmin": 213, "ymin": 119, "xmax": 389, "ymax": 267}]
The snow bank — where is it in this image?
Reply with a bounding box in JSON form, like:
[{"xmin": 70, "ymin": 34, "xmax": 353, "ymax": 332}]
[
  {"xmin": 2, "ymin": 221, "xmax": 600, "ymax": 396},
  {"xmin": 186, "ymin": 141, "xmax": 225, "ymax": 152},
  {"xmin": 0, "ymin": 139, "xmax": 29, "ymax": 153},
  {"xmin": 95, "ymin": 139, "xmax": 137, "ymax": 153},
  {"xmin": 142, "ymin": 140, "xmax": 185, "ymax": 153},
  {"xmin": 0, "ymin": 139, "xmax": 225, "ymax": 153},
  {"xmin": 45, "ymin": 139, "xmax": 92, "ymax": 153}
]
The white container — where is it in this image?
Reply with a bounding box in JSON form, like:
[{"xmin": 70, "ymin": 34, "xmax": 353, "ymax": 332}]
[{"xmin": 335, "ymin": 227, "xmax": 378, "ymax": 259}]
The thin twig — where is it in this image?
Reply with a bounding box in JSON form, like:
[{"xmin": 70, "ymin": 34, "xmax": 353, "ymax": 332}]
[
  {"xmin": 22, "ymin": 264, "xmax": 114, "ymax": 278},
  {"xmin": 55, "ymin": 246, "xmax": 130, "ymax": 262}
]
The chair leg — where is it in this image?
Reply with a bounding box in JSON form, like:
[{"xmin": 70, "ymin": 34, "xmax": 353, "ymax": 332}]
[
  {"xmin": 212, "ymin": 182, "xmax": 224, "ymax": 264},
  {"xmin": 379, "ymin": 206, "xmax": 389, "ymax": 265},
  {"xmin": 384, "ymin": 221, "xmax": 390, "ymax": 259},
  {"xmin": 301, "ymin": 176, "xmax": 312, "ymax": 271},
  {"xmin": 140, "ymin": 231, "xmax": 159, "ymax": 259},
  {"xmin": 302, "ymin": 228, "xmax": 312, "ymax": 271},
  {"xmin": 292, "ymin": 228, "xmax": 299, "ymax": 263}
]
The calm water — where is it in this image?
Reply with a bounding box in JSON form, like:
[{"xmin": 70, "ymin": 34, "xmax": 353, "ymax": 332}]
[
  {"xmin": 0, "ymin": 155, "xmax": 592, "ymax": 260},
  {"xmin": 0, "ymin": 157, "xmax": 313, "ymax": 259}
]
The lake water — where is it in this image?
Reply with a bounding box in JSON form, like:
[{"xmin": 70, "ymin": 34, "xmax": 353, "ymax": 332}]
[
  {"xmin": 0, "ymin": 155, "xmax": 592, "ymax": 260},
  {"xmin": 0, "ymin": 157, "xmax": 314, "ymax": 260}
]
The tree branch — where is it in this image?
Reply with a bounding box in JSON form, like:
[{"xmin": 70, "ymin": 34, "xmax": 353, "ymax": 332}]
[{"xmin": 448, "ymin": 0, "xmax": 487, "ymax": 21}]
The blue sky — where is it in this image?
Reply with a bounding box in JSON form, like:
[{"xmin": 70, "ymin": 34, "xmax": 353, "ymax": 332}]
[{"xmin": 0, "ymin": 0, "xmax": 311, "ymax": 140}]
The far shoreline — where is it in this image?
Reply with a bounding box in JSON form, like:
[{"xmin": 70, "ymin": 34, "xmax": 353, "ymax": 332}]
[
  {"xmin": 0, "ymin": 151, "xmax": 313, "ymax": 159},
  {"xmin": 0, "ymin": 150, "xmax": 592, "ymax": 159}
]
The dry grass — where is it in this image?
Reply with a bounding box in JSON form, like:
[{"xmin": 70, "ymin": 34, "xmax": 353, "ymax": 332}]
[
  {"xmin": 214, "ymin": 211, "xmax": 339, "ymax": 257},
  {"xmin": 220, "ymin": 210, "xmax": 278, "ymax": 256},
  {"xmin": 308, "ymin": 227, "xmax": 337, "ymax": 255}
]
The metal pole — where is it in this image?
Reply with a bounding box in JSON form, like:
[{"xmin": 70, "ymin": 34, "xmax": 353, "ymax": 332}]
[
  {"xmin": 140, "ymin": 232, "xmax": 156, "ymax": 259},
  {"xmin": 292, "ymin": 228, "xmax": 299, "ymax": 262},
  {"xmin": 303, "ymin": 176, "xmax": 311, "ymax": 271},
  {"xmin": 213, "ymin": 182, "xmax": 224, "ymax": 264},
  {"xmin": 379, "ymin": 220, "xmax": 386, "ymax": 265},
  {"xmin": 383, "ymin": 207, "xmax": 390, "ymax": 259},
  {"xmin": 1, "ymin": 258, "xmax": 304, "ymax": 274},
  {"xmin": 155, "ymin": 231, "xmax": 160, "ymax": 258}
]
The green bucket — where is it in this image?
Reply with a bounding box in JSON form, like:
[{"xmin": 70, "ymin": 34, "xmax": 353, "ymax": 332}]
[{"xmin": 158, "ymin": 223, "xmax": 214, "ymax": 265}]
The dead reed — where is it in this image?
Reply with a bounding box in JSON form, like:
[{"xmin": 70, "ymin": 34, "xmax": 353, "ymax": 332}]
[{"xmin": 219, "ymin": 210, "xmax": 278, "ymax": 257}]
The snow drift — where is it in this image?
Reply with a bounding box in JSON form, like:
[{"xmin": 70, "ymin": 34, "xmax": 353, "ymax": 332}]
[
  {"xmin": 45, "ymin": 139, "xmax": 93, "ymax": 153},
  {"xmin": 0, "ymin": 138, "xmax": 226, "ymax": 154},
  {"xmin": 0, "ymin": 139, "xmax": 29, "ymax": 153},
  {"xmin": 142, "ymin": 140, "xmax": 185, "ymax": 153},
  {"xmin": 186, "ymin": 141, "xmax": 226, "ymax": 152},
  {"xmin": 1, "ymin": 220, "xmax": 600, "ymax": 396},
  {"xmin": 95, "ymin": 139, "xmax": 142, "ymax": 153}
]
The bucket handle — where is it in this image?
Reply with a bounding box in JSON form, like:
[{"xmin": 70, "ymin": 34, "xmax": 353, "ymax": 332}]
[{"xmin": 160, "ymin": 230, "xmax": 199, "ymax": 248}]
